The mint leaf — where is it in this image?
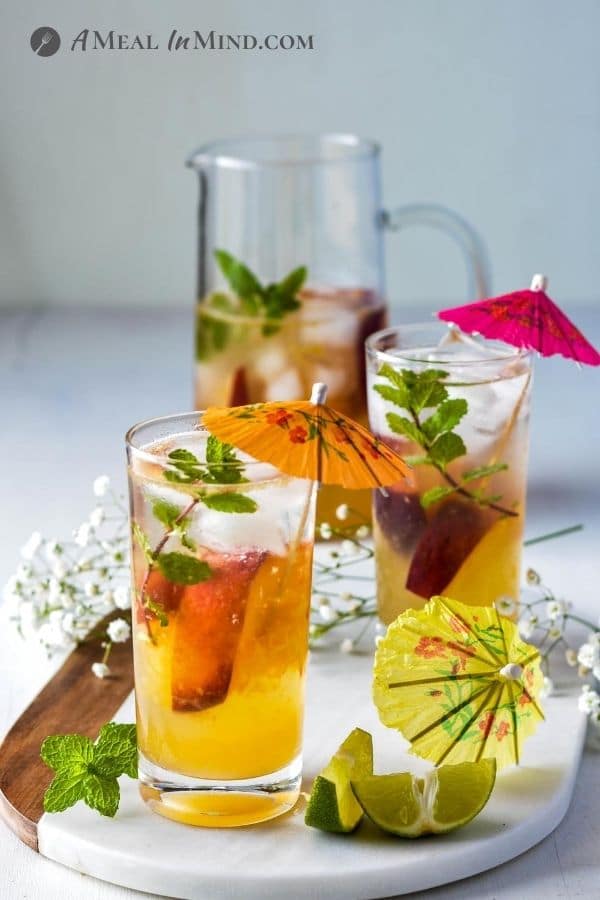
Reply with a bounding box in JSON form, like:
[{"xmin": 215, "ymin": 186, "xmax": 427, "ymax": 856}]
[
  {"xmin": 277, "ymin": 265, "xmax": 307, "ymax": 301},
  {"xmin": 410, "ymin": 378, "xmax": 448, "ymax": 413},
  {"xmin": 215, "ymin": 249, "xmax": 263, "ymax": 300},
  {"xmin": 421, "ymin": 485, "xmax": 457, "ymax": 508},
  {"xmin": 165, "ymin": 448, "xmax": 206, "ymax": 484},
  {"xmin": 83, "ymin": 773, "xmax": 120, "ymax": 818},
  {"xmin": 373, "ymin": 383, "xmax": 412, "ymax": 410},
  {"xmin": 93, "ymin": 723, "xmax": 137, "ymax": 780},
  {"xmin": 132, "ymin": 523, "xmax": 153, "ymax": 564},
  {"xmin": 157, "ymin": 552, "xmax": 212, "ymax": 585},
  {"xmin": 462, "ymin": 463, "xmax": 509, "ymax": 482},
  {"xmin": 202, "ymin": 492, "xmax": 258, "ymax": 514},
  {"xmin": 377, "ymin": 364, "xmax": 413, "ymax": 402},
  {"xmin": 386, "ymin": 413, "xmax": 423, "ymax": 445},
  {"xmin": 41, "ymin": 722, "xmax": 138, "ymax": 818},
  {"xmin": 204, "ymin": 435, "xmax": 248, "ymax": 485},
  {"xmin": 421, "ymin": 398, "xmax": 468, "ymax": 441},
  {"xmin": 41, "ymin": 734, "xmax": 94, "ymax": 771},
  {"xmin": 429, "ymin": 432, "xmax": 467, "ymax": 466},
  {"xmin": 151, "ymin": 499, "xmax": 183, "ymax": 529},
  {"xmin": 43, "ymin": 770, "xmax": 87, "ymax": 813}
]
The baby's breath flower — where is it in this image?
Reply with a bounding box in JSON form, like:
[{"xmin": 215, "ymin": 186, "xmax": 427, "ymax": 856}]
[
  {"xmin": 356, "ymin": 525, "xmax": 370, "ymax": 540},
  {"xmin": 89, "ymin": 507, "xmax": 105, "ymax": 528},
  {"xmin": 335, "ymin": 504, "xmax": 349, "ymax": 521},
  {"xmin": 52, "ymin": 559, "xmax": 68, "ymax": 579},
  {"xmin": 341, "ymin": 539, "xmax": 359, "ymax": 556},
  {"xmin": 21, "ymin": 531, "xmax": 42, "ymax": 561},
  {"xmin": 93, "ymin": 476, "xmax": 110, "ymax": 497},
  {"xmin": 519, "ymin": 616, "xmax": 538, "ymax": 640},
  {"xmin": 319, "ymin": 603, "xmax": 337, "ymax": 623},
  {"xmin": 541, "ymin": 676, "xmax": 554, "ymax": 697},
  {"xmin": 546, "ymin": 599, "xmax": 567, "ymax": 621},
  {"xmin": 548, "ymin": 626, "xmax": 563, "ymax": 640},
  {"xmin": 3, "ymin": 575, "xmax": 22, "ymax": 604},
  {"xmin": 45, "ymin": 541, "xmax": 62, "ymax": 562},
  {"xmin": 526, "ymin": 568, "xmax": 541, "ymax": 585},
  {"xmin": 74, "ymin": 522, "xmax": 93, "ymax": 548},
  {"xmin": 578, "ymin": 685, "xmax": 600, "ymax": 715},
  {"xmin": 96, "ymin": 590, "xmax": 115, "ymax": 614},
  {"xmin": 577, "ymin": 642, "xmax": 598, "ymax": 671},
  {"xmin": 16, "ymin": 562, "xmax": 34, "ymax": 581},
  {"xmin": 565, "ymin": 648, "xmax": 578, "ymax": 667},
  {"xmin": 48, "ymin": 578, "xmax": 63, "ymax": 603},
  {"xmin": 319, "ymin": 522, "xmax": 332, "ymax": 540},
  {"xmin": 495, "ymin": 596, "xmax": 516, "ymax": 617},
  {"xmin": 91, "ymin": 662, "xmax": 111, "ymax": 679},
  {"xmin": 107, "ymin": 618, "xmax": 131, "ymax": 643},
  {"xmin": 340, "ymin": 592, "xmax": 353, "ymax": 603},
  {"xmin": 113, "ymin": 585, "xmax": 131, "ymax": 610},
  {"xmin": 339, "ymin": 638, "xmax": 355, "ymax": 654},
  {"xmin": 84, "ymin": 581, "xmax": 99, "ymax": 598}
]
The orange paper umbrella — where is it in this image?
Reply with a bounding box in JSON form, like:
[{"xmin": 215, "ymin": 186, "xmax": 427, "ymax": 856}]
[{"xmin": 203, "ymin": 383, "xmax": 410, "ymax": 489}]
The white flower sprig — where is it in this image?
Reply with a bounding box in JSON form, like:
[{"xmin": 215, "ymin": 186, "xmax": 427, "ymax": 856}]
[{"xmin": 3, "ymin": 477, "xmax": 131, "ymax": 678}]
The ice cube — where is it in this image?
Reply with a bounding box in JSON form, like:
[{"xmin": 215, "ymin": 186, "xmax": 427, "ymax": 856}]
[
  {"xmin": 263, "ymin": 366, "xmax": 304, "ymax": 402},
  {"xmin": 188, "ymin": 478, "xmax": 310, "ymax": 556}
]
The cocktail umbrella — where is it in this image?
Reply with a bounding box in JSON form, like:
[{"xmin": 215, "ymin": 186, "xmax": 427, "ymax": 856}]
[
  {"xmin": 373, "ymin": 596, "xmax": 544, "ymax": 771},
  {"xmin": 203, "ymin": 383, "xmax": 411, "ymax": 489},
  {"xmin": 438, "ymin": 274, "xmax": 600, "ymax": 365}
]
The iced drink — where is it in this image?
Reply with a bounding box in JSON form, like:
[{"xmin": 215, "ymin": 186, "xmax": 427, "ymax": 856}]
[
  {"xmin": 126, "ymin": 413, "xmax": 316, "ymax": 826},
  {"xmin": 366, "ymin": 324, "xmax": 531, "ymax": 624}
]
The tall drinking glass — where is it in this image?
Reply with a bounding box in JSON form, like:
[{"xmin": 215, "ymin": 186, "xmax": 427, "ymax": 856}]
[
  {"xmin": 126, "ymin": 413, "xmax": 316, "ymax": 827},
  {"xmin": 187, "ymin": 134, "xmax": 490, "ymax": 526},
  {"xmin": 366, "ymin": 324, "xmax": 532, "ymax": 624}
]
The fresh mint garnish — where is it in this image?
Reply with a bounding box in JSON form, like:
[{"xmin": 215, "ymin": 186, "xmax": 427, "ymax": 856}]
[
  {"xmin": 197, "ymin": 250, "xmax": 308, "ymax": 359},
  {"xmin": 374, "ymin": 364, "xmax": 516, "ymax": 517},
  {"xmin": 156, "ymin": 552, "xmax": 212, "ymax": 585},
  {"xmin": 137, "ymin": 437, "xmax": 258, "ymax": 628},
  {"xmin": 41, "ymin": 723, "xmax": 137, "ymax": 818}
]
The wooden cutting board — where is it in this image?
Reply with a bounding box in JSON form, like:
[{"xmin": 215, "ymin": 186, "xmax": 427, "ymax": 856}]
[{"xmin": 0, "ymin": 628, "xmax": 134, "ymax": 850}]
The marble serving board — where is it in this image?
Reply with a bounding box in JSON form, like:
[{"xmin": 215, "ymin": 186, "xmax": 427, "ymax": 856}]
[{"xmin": 23, "ymin": 649, "xmax": 587, "ymax": 900}]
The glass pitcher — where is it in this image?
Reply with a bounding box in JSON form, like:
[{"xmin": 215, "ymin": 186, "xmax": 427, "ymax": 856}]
[{"xmin": 187, "ymin": 134, "xmax": 490, "ymax": 526}]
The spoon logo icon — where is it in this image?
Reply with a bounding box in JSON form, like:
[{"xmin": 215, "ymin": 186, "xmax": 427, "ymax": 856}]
[{"xmin": 30, "ymin": 27, "xmax": 60, "ymax": 57}]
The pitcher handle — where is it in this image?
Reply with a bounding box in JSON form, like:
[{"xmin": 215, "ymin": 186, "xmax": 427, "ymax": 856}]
[{"xmin": 380, "ymin": 203, "xmax": 492, "ymax": 300}]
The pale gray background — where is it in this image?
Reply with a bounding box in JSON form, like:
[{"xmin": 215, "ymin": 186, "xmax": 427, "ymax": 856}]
[{"xmin": 1, "ymin": 0, "xmax": 600, "ymax": 310}]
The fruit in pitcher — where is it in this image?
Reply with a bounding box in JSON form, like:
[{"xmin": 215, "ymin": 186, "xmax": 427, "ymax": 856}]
[{"xmin": 171, "ymin": 551, "xmax": 265, "ymax": 712}]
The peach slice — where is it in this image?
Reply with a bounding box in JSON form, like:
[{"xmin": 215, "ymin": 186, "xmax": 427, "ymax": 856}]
[
  {"xmin": 406, "ymin": 499, "xmax": 489, "ymax": 599},
  {"xmin": 171, "ymin": 551, "xmax": 265, "ymax": 712}
]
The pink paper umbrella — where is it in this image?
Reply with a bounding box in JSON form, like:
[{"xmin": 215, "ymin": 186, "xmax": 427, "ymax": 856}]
[{"xmin": 438, "ymin": 274, "xmax": 600, "ymax": 366}]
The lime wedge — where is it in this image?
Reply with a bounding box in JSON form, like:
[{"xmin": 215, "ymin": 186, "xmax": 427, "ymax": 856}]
[
  {"xmin": 352, "ymin": 758, "xmax": 496, "ymax": 837},
  {"xmin": 305, "ymin": 728, "xmax": 373, "ymax": 833}
]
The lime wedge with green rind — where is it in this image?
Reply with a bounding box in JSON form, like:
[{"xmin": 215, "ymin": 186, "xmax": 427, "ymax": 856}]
[
  {"xmin": 352, "ymin": 758, "xmax": 496, "ymax": 837},
  {"xmin": 305, "ymin": 728, "xmax": 373, "ymax": 833}
]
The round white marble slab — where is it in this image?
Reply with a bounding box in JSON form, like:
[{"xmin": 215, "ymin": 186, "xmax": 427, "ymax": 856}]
[{"xmin": 37, "ymin": 649, "xmax": 586, "ymax": 900}]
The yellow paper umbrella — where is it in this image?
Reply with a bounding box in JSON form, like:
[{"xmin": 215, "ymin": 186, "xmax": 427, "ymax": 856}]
[
  {"xmin": 374, "ymin": 596, "xmax": 544, "ymax": 770},
  {"xmin": 203, "ymin": 383, "xmax": 410, "ymax": 489}
]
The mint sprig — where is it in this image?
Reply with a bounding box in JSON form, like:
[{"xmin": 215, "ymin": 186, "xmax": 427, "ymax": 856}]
[
  {"xmin": 136, "ymin": 437, "xmax": 258, "ymax": 628},
  {"xmin": 197, "ymin": 250, "xmax": 307, "ymax": 359},
  {"xmin": 374, "ymin": 364, "xmax": 516, "ymax": 517},
  {"xmin": 41, "ymin": 723, "xmax": 137, "ymax": 818}
]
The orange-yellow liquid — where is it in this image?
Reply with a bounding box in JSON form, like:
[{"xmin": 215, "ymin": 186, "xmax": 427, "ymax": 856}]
[{"xmin": 134, "ymin": 545, "xmax": 313, "ymax": 782}]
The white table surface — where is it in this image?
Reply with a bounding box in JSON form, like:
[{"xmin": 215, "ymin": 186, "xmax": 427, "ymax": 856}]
[{"xmin": 1, "ymin": 305, "xmax": 599, "ymax": 900}]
